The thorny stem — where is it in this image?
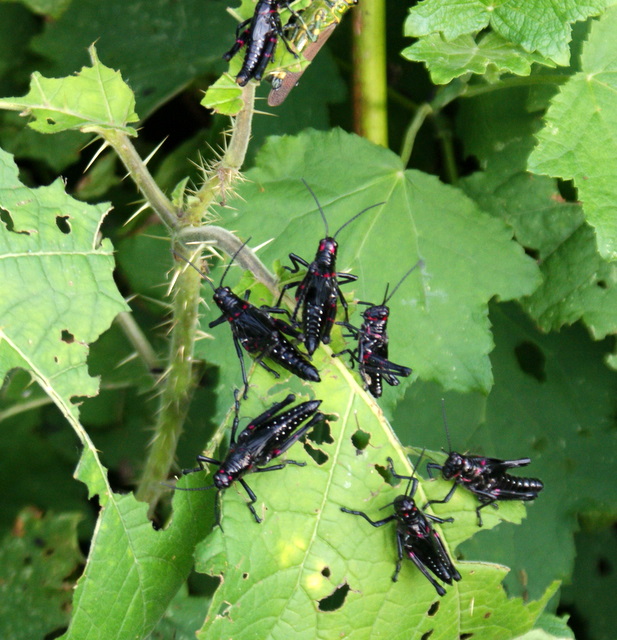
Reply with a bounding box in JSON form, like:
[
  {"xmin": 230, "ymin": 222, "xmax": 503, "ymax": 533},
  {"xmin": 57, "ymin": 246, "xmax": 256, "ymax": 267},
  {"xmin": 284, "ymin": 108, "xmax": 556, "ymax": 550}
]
[
  {"xmin": 178, "ymin": 225, "xmax": 278, "ymax": 294},
  {"xmin": 187, "ymin": 83, "xmax": 256, "ymax": 221},
  {"xmin": 100, "ymin": 129, "xmax": 179, "ymax": 232},
  {"xmin": 135, "ymin": 259, "xmax": 204, "ymax": 510},
  {"xmin": 135, "ymin": 85, "xmax": 257, "ymax": 511},
  {"xmin": 352, "ymin": 0, "xmax": 388, "ymax": 146}
]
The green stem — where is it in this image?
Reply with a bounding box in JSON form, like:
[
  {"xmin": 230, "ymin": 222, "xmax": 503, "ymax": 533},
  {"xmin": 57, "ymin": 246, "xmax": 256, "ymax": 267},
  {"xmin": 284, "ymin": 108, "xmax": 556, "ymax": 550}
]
[
  {"xmin": 432, "ymin": 113, "xmax": 458, "ymax": 184},
  {"xmin": 399, "ymin": 103, "xmax": 432, "ymax": 168},
  {"xmin": 187, "ymin": 83, "xmax": 256, "ymax": 221},
  {"xmin": 178, "ymin": 225, "xmax": 278, "ymax": 293},
  {"xmin": 135, "ymin": 261, "xmax": 203, "ymax": 511},
  {"xmin": 99, "ymin": 129, "xmax": 179, "ymax": 232},
  {"xmin": 352, "ymin": 0, "xmax": 387, "ymax": 145},
  {"xmin": 134, "ymin": 88, "xmax": 258, "ymax": 513}
]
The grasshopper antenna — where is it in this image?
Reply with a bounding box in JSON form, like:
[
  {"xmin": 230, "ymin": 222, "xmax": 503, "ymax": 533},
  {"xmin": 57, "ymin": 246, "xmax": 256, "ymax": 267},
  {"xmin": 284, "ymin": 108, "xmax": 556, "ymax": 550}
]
[
  {"xmin": 383, "ymin": 259, "xmax": 425, "ymax": 305},
  {"xmin": 302, "ymin": 178, "xmax": 329, "ymax": 237}
]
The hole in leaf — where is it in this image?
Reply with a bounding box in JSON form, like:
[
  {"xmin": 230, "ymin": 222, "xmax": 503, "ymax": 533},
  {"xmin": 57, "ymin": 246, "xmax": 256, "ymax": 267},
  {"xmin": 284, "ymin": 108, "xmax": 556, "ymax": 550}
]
[
  {"xmin": 61, "ymin": 330, "xmax": 74, "ymax": 344},
  {"xmin": 321, "ymin": 566, "xmax": 331, "ymax": 578},
  {"xmin": 304, "ymin": 441, "xmax": 328, "ymax": 466},
  {"xmin": 421, "ymin": 631, "xmax": 433, "ymax": 640},
  {"xmin": 427, "ymin": 601, "xmax": 439, "ymax": 616},
  {"xmin": 308, "ymin": 419, "xmax": 333, "ymax": 445},
  {"xmin": 460, "ymin": 634, "xmax": 474, "ymax": 639},
  {"xmin": 597, "ymin": 557, "xmax": 612, "ymax": 576},
  {"xmin": 318, "ymin": 582, "xmax": 350, "ymax": 611},
  {"xmin": 55, "ymin": 216, "xmax": 71, "ymax": 234},
  {"xmin": 597, "ymin": 279, "xmax": 608, "ymax": 289},
  {"xmin": 217, "ymin": 601, "xmax": 232, "ymax": 618},
  {"xmin": 46, "ymin": 117, "xmax": 56, "ymax": 125},
  {"xmin": 242, "ymin": 572, "xmax": 249, "ymax": 580},
  {"xmin": 0, "ymin": 209, "xmax": 30, "ymax": 235},
  {"xmin": 556, "ymin": 178, "xmax": 577, "ymax": 203},
  {"xmin": 514, "ymin": 341, "xmax": 546, "ymax": 382},
  {"xmin": 53, "ymin": 356, "xmax": 58, "ymax": 363},
  {"xmin": 351, "ymin": 428, "xmax": 370, "ymax": 452},
  {"xmin": 376, "ymin": 463, "xmax": 391, "ymax": 484},
  {"xmin": 484, "ymin": 612, "xmax": 491, "ymax": 619},
  {"xmin": 0, "ymin": 208, "xmax": 14, "ymax": 231}
]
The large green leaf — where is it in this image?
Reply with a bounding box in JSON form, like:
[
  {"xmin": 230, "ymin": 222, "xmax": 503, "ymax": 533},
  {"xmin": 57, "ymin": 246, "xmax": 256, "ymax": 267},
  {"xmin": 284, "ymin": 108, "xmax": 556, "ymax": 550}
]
[
  {"xmin": 0, "ymin": 46, "xmax": 138, "ymax": 135},
  {"xmin": 404, "ymin": 0, "xmax": 614, "ymax": 66},
  {"xmin": 183, "ymin": 360, "xmax": 557, "ymax": 639},
  {"xmin": 529, "ymin": 5, "xmax": 617, "ymax": 260},
  {"xmin": 0, "ymin": 146, "xmax": 128, "ymax": 411},
  {"xmin": 203, "ymin": 129, "xmax": 540, "ymax": 401}
]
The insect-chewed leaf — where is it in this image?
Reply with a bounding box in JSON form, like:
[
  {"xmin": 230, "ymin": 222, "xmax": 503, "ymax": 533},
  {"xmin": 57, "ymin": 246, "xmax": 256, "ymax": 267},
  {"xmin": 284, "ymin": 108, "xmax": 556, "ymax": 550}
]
[
  {"xmin": 192, "ymin": 349, "xmax": 558, "ymax": 639},
  {"xmin": 0, "ymin": 45, "xmax": 138, "ymax": 135},
  {"xmin": 0, "ymin": 147, "xmax": 128, "ymax": 417}
]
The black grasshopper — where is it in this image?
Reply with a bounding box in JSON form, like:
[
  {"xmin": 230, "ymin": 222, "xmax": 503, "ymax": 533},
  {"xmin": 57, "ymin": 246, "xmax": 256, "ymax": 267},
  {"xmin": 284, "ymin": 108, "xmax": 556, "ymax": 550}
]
[
  {"xmin": 176, "ymin": 242, "xmax": 320, "ymax": 395},
  {"xmin": 425, "ymin": 408, "xmax": 544, "ymax": 526},
  {"xmin": 334, "ymin": 262, "xmax": 423, "ymax": 397},
  {"xmin": 276, "ymin": 181, "xmax": 383, "ymax": 355},
  {"xmin": 341, "ymin": 457, "xmax": 461, "ymax": 597},
  {"xmin": 178, "ymin": 390, "xmax": 324, "ymax": 525},
  {"xmin": 426, "ymin": 453, "xmax": 544, "ymax": 527},
  {"xmin": 267, "ymin": 0, "xmax": 358, "ymax": 106},
  {"xmin": 224, "ymin": 0, "xmax": 298, "ymax": 86}
]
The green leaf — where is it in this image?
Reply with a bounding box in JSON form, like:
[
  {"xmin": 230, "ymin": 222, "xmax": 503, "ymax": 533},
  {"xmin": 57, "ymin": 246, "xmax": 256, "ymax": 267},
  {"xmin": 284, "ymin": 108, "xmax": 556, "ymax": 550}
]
[
  {"xmin": 461, "ymin": 136, "xmax": 617, "ymax": 340},
  {"xmin": 0, "ymin": 147, "xmax": 128, "ymax": 415},
  {"xmin": 188, "ymin": 362, "xmax": 557, "ymax": 639},
  {"xmin": 0, "ymin": 510, "xmax": 82, "ymax": 640},
  {"xmin": 529, "ymin": 5, "xmax": 617, "ymax": 260},
  {"xmin": 404, "ymin": 0, "xmax": 615, "ymax": 65},
  {"xmin": 402, "ymin": 32, "xmax": 553, "ymax": 84},
  {"xmin": 0, "ymin": 147, "xmax": 203, "ymax": 639},
  {"xmin": 394, "ymin": 303, "xmax": 617, "ymax": 599},
  {"xmin": 201, "ymin": 61, "xmax": 244, "ymax": 116},
  {"xmin": 0, "ymin": 45, "xmax": 138, "ymax": 135},
  {"xmin": 208, "ymin": 129, "xmax": 540, "ymax": 397},
  {"xmin": 30, "ymin": 0, "xmax": 231, "ymax": 119}
]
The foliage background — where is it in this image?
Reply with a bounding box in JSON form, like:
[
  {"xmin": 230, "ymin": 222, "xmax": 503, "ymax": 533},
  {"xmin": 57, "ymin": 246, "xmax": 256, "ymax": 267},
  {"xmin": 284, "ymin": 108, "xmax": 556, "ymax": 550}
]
[{"xmin": 0, "ymin": 0, "xmax": 616, "ymax": 639}]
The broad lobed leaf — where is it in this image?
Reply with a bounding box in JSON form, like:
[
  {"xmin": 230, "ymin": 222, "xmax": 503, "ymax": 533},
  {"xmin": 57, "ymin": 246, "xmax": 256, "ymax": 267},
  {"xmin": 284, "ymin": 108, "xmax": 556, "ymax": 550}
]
[
  {"xmin": 204, "ymin": 129, "xmax": 540, "ymax": 401},
  {"xmin": 403, "ymin": 32, "xmax": 554, "ymax": 84},
  {"xmin": 405, "ymin": 0, "xmax": 615, "ymax": 66},
  {"xmin": 529, "ymin": 5, "xmax": 617, "ymax": 260},
  {"xmin": 186, "ymin": 361, "xmax": 556, "ymax": 640}
]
